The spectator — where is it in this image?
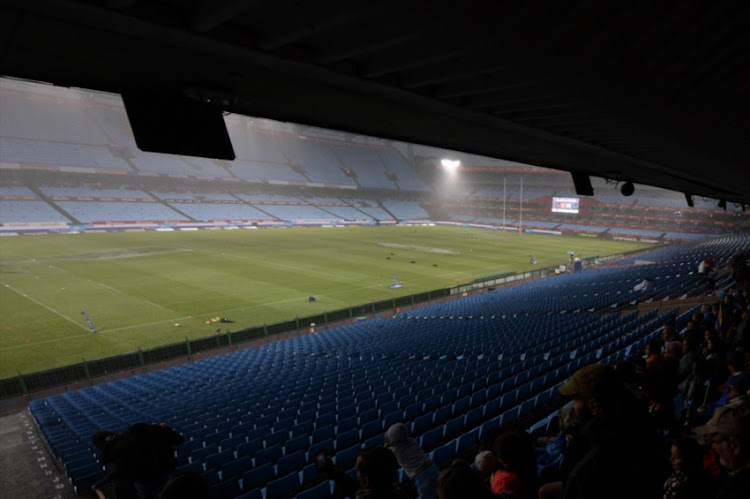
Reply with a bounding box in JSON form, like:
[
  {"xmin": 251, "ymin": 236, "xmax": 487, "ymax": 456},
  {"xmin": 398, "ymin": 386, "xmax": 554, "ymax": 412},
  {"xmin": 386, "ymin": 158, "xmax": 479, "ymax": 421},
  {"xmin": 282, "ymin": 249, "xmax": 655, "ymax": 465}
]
[
  {"xmin": 663, "ymin": 325, "xmax": 682, "ymax": 362},
  {"xmin": 474, "ymin": 450, "xmax": 497, "ymax": 476},
  {"xmin": 663, "ymin": 437, "xmax": 711, "ymax": 499},
  {"xmin": 436, "ymin": 460, "xmax": 494, "ymax": 499},
  {"xmin": 557, "ymin": 363, "xmax": 663, "ymax": 499},
  {"xmin": 384, "ymin": 423, "xmax": 438, "ymax": 499},
  {"xmin": 646, "ymin": 340, "xmax": 667, "ymax": 377},
  {"xmin": 731, "ymin": 305, "xmax": 750, "ymax": 353},
  {"xmin": 678, "ymin": 337, "xmax": 700, "ymax": 380},
  {"xmin": 490, "ymin": 430, "xmax": 532, "ymax": 498},
  {"xmin": 699, "ymin": 354, "xmax": 750, "ymax": 421},
  {"xmin": 702, "ymin": 304, "xmax": 717, "ymax": 328},
  {"xmin": 694, "ymin": 406, "xmax": 750, "ymax": 498},
  {"xmin": 698, "ymin": 257, "xmax": 716, "ymax": 288},
  {"xmin": 321, "ymin": 446, "xmax": 410, "ymax": 499},
  {"xmin": 473, "ymin": 450, "xmax": 497, "ymax": 493},
  {"xmin": 158, "ymin": 472, "xmax": 211, "ymax": 499},
  {"xmin": 644, "ymin": 340, "xmax": 679, "ymax": 434},
  {"xmin": 97, "ymin": 423, "xmax": 184, "ymax": 499},
  {"xmin": 730, "ymin": 251, "xmax": 747, "ymax": 293},
  {"xmin": 91, "ymin": 430, "xmax": 138, "ymax": 499}
]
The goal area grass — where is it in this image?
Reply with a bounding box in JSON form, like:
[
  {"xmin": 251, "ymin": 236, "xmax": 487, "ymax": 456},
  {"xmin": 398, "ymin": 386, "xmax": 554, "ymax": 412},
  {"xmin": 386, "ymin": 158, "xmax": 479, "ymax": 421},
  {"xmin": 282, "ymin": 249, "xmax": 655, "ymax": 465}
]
[{"xmin": 0, "ymin": 225, "xmax": 643, "ymax": 379}]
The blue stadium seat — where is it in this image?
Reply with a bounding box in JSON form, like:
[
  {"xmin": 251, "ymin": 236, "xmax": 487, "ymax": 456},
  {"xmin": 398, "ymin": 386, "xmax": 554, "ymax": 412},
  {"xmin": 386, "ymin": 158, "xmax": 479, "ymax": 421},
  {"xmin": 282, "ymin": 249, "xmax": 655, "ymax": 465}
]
[
  {"xmin": 293, "ymin": 420, "xmax": 315, "ymax": 437},
  {"xmin": 254, "ymin": 443, "xmax": 283, "ymax": 467},
  {"xmin": 191, "ymin": 444, "xmax": 219, "ymax": 464},
  {"xmin": 423, "ymin": 394, "xmax": 442, "ymax": 413},
  {"xmin": 235, "ymin": 439, "xmax": 264, "ymax": 459},
  {"xmin": 311, "ymin": 425, "xmax": 335, "ymax": 444},
  {"xmin": 334, "ymin": 443, "xmax": 361, "ymax": 471},
  {"xmin": 483, "ymin": 397, "xmax": 502, "ymax": 419},
  {"xmin": 336, "ymin": 405, "xmax": 357, "ymax": 421},
  {"xmin": 360, "ymin": 420, "xmax": 383, "ymax": 441},
  {"xmin": 452, "ymin": 396, "xmax": 470, "ymax": 416},
  {"xmin": 220, "ymin": 434, "xmax": 246, "ymax": 452},
  {"xmin": 357, "ymin": 398, "xmax": 377, "ymax": 413},
  {"xmin": 379, "ymin": 400, "xmax": 398, "ymax": 416},
  {"xmin": 316, "ymin": 412, "xmax": 337, "ymax": 428},
  {"xmin": 220, "ymin": 455, "xmax": 251, "ymax": 481},
  {"xmin": 273, "ymin": 417, "xmax": 295, "ymax": 432},
  {"xmin": 359, "ymin": 407, "xmax": 379, "ymax": 425},
  {"xmin": 308, "ymin": 439, "xmax": 335, "ymax": 463},
  {"xmin": 265, "ymin": 471, "xmax": 300, "ymax": 499},
  {"xmin": 456, "ymin": 428, "xmax": 479, "ymax": 454},
  {"xmin": 398, "ymin": 394, "xmax": 416, "ymax": 409},
  {"xmin": 277, "ymin": 449, "xmax": 307, "ymax": 477},
  {"xmin": 444, "ymin": 416, "xmax": 465, "ymax": 442},
  {"xmin": 284, "ymin": 433, "xmax": 310, "ymax": 455},
  {"xmin": 441, "ymin": 388, "xmax": 458, "ymax": 405},
  {"xmin": 296, "ymin": 480, "xmax": 332, "ymax": 499},
  {"xmin": 411, "ymin": 412, "xmax": 433, "ymax": 436},
  {"xmin": 236, "ymin": 489, "xmax": 262, "ymax": 499},
  {"xmin": 431, "ymin": 441, "xmax": 456, "ymax": 469},
  {"xmin": 433, "ymin": 405, "xmax": 453, "ymax": 426},
  {"xmin": 175, "ymin": 460, "xmax": 205, "ymax": 475},
  {"xmin": 364, "ymin": 433, "xmax": 385, "ymax": 447},
  {"xmin": 264, "ymin": 430, "xmax": 289, "ymax": 449},
  {"xmin": 241, "ymin": 462, "xmax": 276, "ymax": 492},
  {"xmin": 336, "ymin": 415, "xmax": 358, "ymax": 433},
  {"xmin": 420, "ymin": 426, "xmax": 443, "ymax": 452},
  {"xmin": 383, "ymin": 410, "xmax": 404, "ymax": 429},
  {"xmin": 517, "ymin": 399, "xmax": 536, "ymax": 419},
  {"xmin": 464, "ymin": 406, "xmax": 483, "ymax": 429},
  {"xmin": 211, "ymin": 477, "xmax": 240, "ymax": 499},
  {"xmin": 469, "ymin": 390, "xmax": 487, "ymax": 408},
  {"xmin": 204, "ymin": 449, "xmax": 234, "ymax": 471},
  {"xmin": 204, "ymin": 431, "xmax": 226, "ymax": 447},
  {"xmin": 301, "ymin": 463, "xmax": 323, "ymax": 487},
  {"xmin": 404, "ymin": 402, "xmax": 423, "ymax": 421},
  {"xmin": 335, "ymin": 428, "xmax": 360, "ymax": 451}
]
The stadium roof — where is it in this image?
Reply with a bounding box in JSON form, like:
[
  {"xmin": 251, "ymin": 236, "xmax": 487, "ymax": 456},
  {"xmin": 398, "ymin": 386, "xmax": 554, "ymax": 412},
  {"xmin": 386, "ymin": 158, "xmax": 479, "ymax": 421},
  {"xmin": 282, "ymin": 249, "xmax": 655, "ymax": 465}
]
[{"xmin": 2, "ymin": 0, "xmax": 749, "ymax": 206}]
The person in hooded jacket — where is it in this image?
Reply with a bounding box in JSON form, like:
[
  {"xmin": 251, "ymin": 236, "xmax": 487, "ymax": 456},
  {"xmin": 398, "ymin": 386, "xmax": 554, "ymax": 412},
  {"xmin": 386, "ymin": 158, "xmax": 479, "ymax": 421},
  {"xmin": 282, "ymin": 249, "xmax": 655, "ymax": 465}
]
[{"xmin": 385, "ymin": 422, "xmax": 439, "ymax": 499}]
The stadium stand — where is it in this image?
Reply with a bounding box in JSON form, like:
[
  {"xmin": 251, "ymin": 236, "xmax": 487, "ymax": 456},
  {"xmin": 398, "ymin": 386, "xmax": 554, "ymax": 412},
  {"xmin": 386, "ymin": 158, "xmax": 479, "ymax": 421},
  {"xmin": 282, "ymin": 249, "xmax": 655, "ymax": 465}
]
[
  {"xmin": 4, "ymin": 79, "xmax": 750, "ymax": 498},
  {"xmin": 25, "ymin": 234, "xmax": 750, "ymax": 498}
]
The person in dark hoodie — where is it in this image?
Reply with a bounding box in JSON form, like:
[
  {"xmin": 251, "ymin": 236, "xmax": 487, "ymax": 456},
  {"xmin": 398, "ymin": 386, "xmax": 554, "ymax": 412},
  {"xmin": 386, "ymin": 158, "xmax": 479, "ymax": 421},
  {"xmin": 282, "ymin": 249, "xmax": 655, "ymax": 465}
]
[
  {"xmin": 385, "ymin": 422, "xmax": 439, "ymax": 499},
  {"xmin": 557, "ymin": 363, "xmax": 664, "ymax": 499},
  {"xmin": 95, "ymin": 423, "xmax": 184, "ymax": 499}
]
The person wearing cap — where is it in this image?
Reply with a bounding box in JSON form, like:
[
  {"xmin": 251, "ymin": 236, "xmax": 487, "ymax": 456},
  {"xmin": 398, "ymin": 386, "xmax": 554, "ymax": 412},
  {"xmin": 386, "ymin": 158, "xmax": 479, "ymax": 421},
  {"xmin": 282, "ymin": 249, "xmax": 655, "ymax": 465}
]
[
  {"xmin": 557, "ymin": 363, "xmax": 663, "ymax": 499},
  {"xmin": 694, "ymin": 405, "xmax": 750, "ymax": 498},
  {"xmin": 695, "ymin": 354, "xmax": 750, "ymax": 426}
]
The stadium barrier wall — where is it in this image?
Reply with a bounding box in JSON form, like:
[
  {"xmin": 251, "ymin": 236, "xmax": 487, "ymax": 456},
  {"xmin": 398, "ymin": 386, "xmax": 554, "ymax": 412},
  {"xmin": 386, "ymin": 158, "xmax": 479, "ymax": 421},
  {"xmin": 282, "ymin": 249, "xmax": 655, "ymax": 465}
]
[{"xmin": 0, "ymin": 244, "xmax": 656, "ymax": 402}]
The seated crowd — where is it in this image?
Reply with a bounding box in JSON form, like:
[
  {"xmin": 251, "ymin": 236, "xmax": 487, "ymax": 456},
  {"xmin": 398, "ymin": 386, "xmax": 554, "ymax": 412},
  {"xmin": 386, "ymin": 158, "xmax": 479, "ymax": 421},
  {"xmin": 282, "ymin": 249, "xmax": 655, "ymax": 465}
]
[{"xmin": 91, "ymin": 286, "xmax": 750, "ymax": 499}]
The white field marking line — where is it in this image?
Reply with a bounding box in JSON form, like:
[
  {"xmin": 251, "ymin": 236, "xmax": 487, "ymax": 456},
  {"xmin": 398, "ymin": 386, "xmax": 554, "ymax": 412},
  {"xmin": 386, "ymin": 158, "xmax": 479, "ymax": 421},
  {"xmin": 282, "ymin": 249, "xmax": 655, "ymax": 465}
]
[
  {"xmin": 89, "ymin": 278, "xmax": 175, "ymax": 312},
  {"xmin": 98, "ymin": 282, "xmax": 122, "ymax": 293},
  {"xmin": 180, "ymin": 247, "xmax": 383, "ymax": 286},
  {"xmin": 0, "ymin": 265, "xmax": 476, "ymax": 345},
  {"xmin": 0, "ymin": 282, "xmax": 90, "ymax": 332},
  {"xmin": 143, "ymin": 300, "xmax": 174, "ymax": 312},
  {"xmin": 100, "ymin": 294, "xmax": 323, "ymax": 334},
  {"xmin": 0, "ymin": 269, "xmax": 477, "ymax": 349}
]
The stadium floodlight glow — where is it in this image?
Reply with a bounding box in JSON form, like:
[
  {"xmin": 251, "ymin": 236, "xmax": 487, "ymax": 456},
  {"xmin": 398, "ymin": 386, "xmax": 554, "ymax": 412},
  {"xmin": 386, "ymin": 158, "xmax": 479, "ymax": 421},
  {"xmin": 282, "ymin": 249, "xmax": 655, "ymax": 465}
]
[{"xmin": 441, "ymin": 159, "xmax": 461, "ymax": 175}]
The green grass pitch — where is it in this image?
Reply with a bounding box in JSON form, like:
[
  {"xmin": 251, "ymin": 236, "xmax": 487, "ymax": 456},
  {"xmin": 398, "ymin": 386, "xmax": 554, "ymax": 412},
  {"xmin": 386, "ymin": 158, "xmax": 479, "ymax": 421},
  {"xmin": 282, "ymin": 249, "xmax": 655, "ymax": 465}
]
[{"xmin": 0, "ymin": 226, "xmax": 643, "ymax": 379}]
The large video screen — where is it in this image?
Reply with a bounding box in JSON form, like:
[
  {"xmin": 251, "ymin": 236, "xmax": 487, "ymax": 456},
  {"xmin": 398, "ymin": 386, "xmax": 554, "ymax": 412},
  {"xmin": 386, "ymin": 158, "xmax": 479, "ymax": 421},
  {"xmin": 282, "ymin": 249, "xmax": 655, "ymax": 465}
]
[{"xmin": 551, "ymin": 197, "xmax": 580, "ymax": 214}]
